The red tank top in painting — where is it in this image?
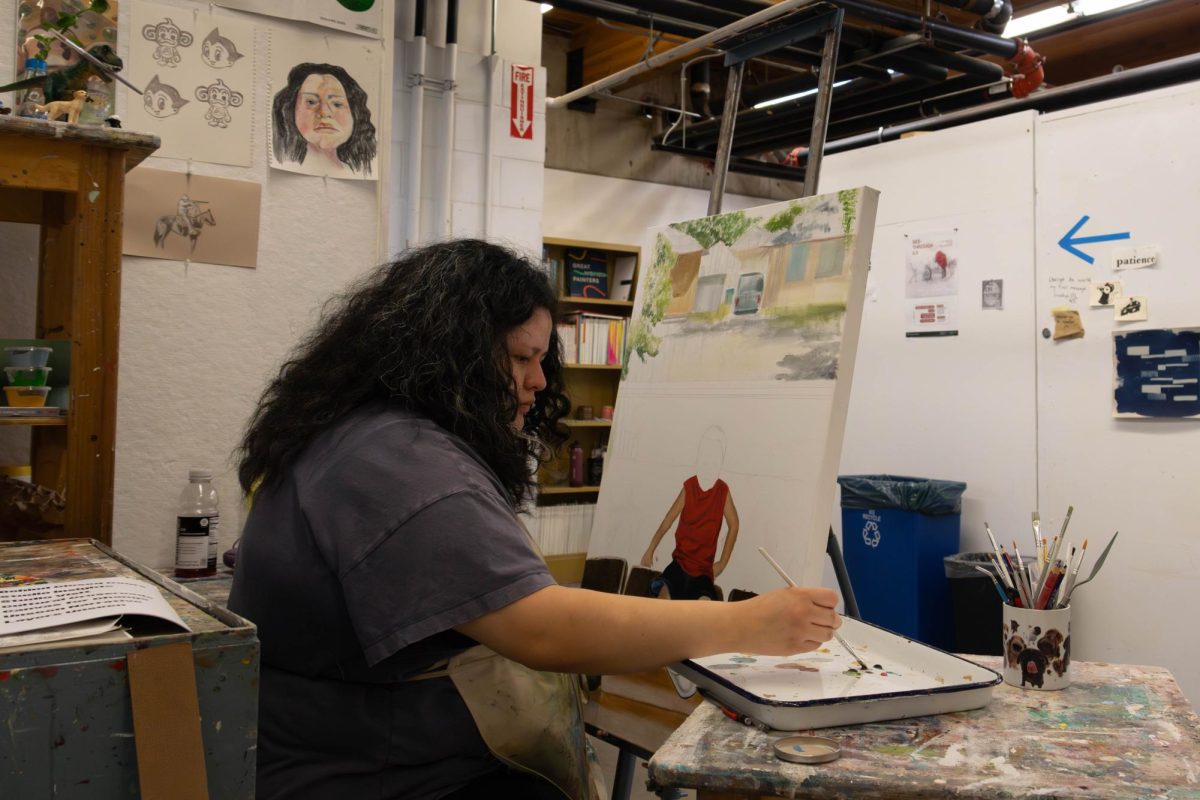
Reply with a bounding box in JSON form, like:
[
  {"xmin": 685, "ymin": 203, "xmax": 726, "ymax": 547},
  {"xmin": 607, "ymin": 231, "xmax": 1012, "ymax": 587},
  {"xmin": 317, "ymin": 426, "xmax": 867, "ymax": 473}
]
[{"xmin": 671, "ymin": 476, "xmax": 729, "ymax": 579}]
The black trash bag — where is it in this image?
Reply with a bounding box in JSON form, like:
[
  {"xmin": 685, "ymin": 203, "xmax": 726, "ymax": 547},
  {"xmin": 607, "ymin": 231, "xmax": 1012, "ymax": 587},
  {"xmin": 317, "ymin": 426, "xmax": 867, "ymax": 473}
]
[
  {"xmin": 944, "ymin": 551, "xmax": 998, "ymax": 579},
  {"xmin": 836, "ymin": 474, "xmax": 967, "ymax": 516}
]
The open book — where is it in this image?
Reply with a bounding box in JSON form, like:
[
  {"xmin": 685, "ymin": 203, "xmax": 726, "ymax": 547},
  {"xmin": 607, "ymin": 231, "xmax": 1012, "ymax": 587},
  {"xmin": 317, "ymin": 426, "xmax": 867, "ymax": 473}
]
[{"xmin": 0, "ymin": 577, "xmax": 190, "ymax": 653}]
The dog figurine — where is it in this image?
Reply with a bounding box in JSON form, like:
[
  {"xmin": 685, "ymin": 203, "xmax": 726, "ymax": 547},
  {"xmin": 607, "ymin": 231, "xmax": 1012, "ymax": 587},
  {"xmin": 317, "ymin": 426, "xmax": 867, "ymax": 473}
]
[{"xmin": 36, "ymin": 90, "xmax": 88, "ymax": 124}]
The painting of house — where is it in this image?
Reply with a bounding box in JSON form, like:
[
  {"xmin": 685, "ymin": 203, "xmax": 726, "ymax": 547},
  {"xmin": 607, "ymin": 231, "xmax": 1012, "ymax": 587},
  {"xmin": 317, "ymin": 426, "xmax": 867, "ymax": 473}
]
[{"xmin": 589, "ymin": 188, "xmax": 880, "ymax": 595}]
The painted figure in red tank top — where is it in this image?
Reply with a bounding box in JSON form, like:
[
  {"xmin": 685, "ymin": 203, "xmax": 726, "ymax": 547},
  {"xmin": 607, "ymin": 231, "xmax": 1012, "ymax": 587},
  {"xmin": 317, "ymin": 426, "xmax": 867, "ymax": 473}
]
[{"xmin": 640, "ymin": 427, "xmax": 740, "ymax": 600}]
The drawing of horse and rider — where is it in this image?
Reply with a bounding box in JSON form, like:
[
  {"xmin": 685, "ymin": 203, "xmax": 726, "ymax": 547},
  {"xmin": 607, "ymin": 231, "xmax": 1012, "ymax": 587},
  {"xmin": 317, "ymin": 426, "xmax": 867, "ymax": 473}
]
[{"xmin": 154, "ymin": 194, "xmax": 216, "ymax": 252}]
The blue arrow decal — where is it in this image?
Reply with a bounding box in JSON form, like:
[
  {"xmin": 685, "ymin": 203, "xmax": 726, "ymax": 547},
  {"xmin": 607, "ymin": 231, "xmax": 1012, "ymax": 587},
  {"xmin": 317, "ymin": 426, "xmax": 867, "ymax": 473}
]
[{"xmin": 1058, "ymin": 215, "xmax": 1131, "ymax": 265}]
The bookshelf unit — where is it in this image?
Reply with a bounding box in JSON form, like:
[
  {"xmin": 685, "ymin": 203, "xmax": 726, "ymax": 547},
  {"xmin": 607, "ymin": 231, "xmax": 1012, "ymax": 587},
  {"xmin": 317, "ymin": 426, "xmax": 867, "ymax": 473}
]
[
  {"xmin": 538, "ymin": 237, "xmax": 639, "ymax": 507},
  {"xmin": 0, "ymin": 116, "xmax": 158, "ymax": 543}
]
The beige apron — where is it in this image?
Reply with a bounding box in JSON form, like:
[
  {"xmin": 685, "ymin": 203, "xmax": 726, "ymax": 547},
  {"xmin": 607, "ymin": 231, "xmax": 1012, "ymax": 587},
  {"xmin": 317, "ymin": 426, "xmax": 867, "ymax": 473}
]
[
  {"xmin": 411, "ymin": 523, "xmax": 603, "ymax": 799},
  {"xmin": 443, "ymin": 645, "xmax": 601, "ymax": 799}
]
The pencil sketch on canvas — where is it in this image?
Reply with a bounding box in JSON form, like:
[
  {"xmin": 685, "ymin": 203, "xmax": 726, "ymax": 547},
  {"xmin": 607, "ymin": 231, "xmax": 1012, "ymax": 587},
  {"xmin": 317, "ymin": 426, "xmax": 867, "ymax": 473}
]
[{"xmin": 587, "ymin": 188, "xmax": 880, "ymax": 599}]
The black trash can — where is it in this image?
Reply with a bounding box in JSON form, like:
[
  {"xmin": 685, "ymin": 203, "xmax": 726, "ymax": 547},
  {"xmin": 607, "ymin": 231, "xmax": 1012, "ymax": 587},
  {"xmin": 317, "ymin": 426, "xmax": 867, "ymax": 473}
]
[{"xmin": 943, "ymin": 552, "xmax": 1035, "ymax": 655}]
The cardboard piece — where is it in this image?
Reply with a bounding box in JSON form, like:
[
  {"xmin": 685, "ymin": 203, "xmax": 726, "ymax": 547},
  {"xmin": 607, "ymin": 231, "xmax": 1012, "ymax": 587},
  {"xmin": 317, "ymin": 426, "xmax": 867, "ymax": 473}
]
[{"xmin": 127, "ymin": 642, "xmax": 210, "ymax": 800}]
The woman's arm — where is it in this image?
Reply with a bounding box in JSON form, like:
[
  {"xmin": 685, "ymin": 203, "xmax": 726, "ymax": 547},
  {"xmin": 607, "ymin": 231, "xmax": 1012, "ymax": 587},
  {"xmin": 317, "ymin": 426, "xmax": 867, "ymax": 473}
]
[
  {"xmin": 640, "ymin": 487, "xmax": 686, "ymax": 568},
  {"xmin": 455, "ymin": 583, "xmax": 841, "ymax": 675},
  {"xmin": 712, "ymin": 493, "xmax": 740, "ymax": 578}
]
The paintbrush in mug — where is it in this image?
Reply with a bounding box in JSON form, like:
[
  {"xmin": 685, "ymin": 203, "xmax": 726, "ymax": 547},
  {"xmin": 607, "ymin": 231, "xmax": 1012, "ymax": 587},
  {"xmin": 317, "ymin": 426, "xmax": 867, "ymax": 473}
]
[
  {"xmin": 1055, "ymin": 539, "xmax": 1087, "ymax": 608},
  {"xmin": 757, "ymin": 547, "xmax": 871, "ymax": 671},
  {"xmin": 1031, "ymin": 511, "xmax": 1043, "ymax": 569},
  {"xmin": 974, "ymin": 565, "xmax": 1011, "ymax": 604},
  {"xmin": 984, "ymin": 521, "xmax": 1004, "ymax": 567},
  {"xmin": 1034, "ymin": 506, "xmax": 1073, "ymax": 600},
  {"xmin": 1011, "ymin": 543, "xmax": 1035, "ymax": 607}
]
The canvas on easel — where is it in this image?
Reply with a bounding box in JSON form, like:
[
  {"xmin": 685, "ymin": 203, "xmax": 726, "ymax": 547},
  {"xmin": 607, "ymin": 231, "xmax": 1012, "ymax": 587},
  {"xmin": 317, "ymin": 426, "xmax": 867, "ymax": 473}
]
[{"xmin": 586, "ymin": 188, "xmax": 879, "ymax": 599}]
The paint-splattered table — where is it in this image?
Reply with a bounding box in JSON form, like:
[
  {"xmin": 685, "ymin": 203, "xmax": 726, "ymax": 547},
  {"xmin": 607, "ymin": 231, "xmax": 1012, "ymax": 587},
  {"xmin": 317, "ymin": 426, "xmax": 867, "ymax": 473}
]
[{"xmin": 649, "ymin": 657, "xmax": 1200, "ymax": 799}]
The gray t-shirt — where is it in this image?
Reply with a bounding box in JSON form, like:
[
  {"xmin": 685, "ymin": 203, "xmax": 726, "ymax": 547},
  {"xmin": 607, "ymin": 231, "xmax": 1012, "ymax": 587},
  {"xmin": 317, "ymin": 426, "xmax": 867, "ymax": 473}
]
[{"xmin": 228, "ymin": 405, "xmax": 555, "ymax": 800}]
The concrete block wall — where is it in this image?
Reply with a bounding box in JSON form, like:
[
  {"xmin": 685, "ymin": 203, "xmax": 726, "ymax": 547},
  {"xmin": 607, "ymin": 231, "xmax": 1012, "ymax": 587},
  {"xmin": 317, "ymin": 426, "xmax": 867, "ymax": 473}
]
[{"xmin": 389, "ymin": 0, "xmax": 546, "ymax": 259}]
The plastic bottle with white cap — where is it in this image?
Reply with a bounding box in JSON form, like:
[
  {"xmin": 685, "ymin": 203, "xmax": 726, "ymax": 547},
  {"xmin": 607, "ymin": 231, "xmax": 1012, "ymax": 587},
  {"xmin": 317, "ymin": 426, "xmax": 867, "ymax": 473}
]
[{"xmin": 174, "ymin": 469, "xmax": 220, "ymax": 578}]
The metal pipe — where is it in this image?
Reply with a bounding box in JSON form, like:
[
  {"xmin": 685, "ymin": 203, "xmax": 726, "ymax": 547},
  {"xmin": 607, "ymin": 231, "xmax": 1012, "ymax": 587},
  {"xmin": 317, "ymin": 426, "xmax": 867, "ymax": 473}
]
[
  {"xmin": 938, "ymin": 0, "xmax": 1012, "ymax": 34},
  {"xmin": 546, "ymin": 0, "xmax": 819, "ymax": 109},
  {"xmin": 786, "ymin": 51, "xmax": 1200, "ymax": 159},
  {"xmin": 829, "ymin": 0, "xmax": 1019, "ymax": 58},
  {"xmin": 801, "ymin": 9, "xmax": 843, "ymax": 197},
  {"xmin": 596, "ymin": 90, "xmax": 702, "ymax": 118},
  {"xmin": 707, "ymin": 62, "xmax": 745, "ymax": 216},
  {"xmin": 484, "ymin": 0, "xmax": 498, "ymax": 236},
  {"xmin": 405, "ymin": 0, "xmax": 429, "ymax": 247},
  {"xmin": 437, "ymin": 0, "xmax": 459, "ymax": 238}
]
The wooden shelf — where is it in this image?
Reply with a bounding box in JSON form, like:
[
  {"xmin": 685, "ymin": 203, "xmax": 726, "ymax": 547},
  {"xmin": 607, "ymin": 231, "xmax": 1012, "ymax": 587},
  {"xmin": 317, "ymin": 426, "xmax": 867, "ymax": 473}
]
[
  {"xmin": 540, "ymin": 485, "xmax": 601, "ymax": 495},
  {"xmin": 0, "ymin": 416, "xmax": 67, "ymax": 427},
  {"xmin": 559, "ymin": 296, "xmax": 635, "ymax": 310},
  {"xmin": 563, "ymin": 364, "xmax": 623, "ymax": 371},
  {"xmin": 560, "ymin": 419, "xmax": 612, "ymax": 428},
  {"xmin": 544, "ymin": 236, "xmax": 639, "ymax": 256}
]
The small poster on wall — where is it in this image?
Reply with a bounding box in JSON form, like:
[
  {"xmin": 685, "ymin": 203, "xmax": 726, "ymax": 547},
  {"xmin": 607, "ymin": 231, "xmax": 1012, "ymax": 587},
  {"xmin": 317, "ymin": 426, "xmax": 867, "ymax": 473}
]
[
  {"xmin": 904, "ymin": 229, "xmax": 959, "ymax": 337},
  {"xmin": 1113, "ymin": 328, "xmax": 1200, "ymax": 419},
  {"xmin": 128, "ymin": 1, "xmax": 256, "ymax": 167},
  {"xmin": 122, "ymin": 167, "xmax": 262, "ymax": 269},
  {"xmin": 268, "ymin": 27, "xmax": 381, "ymax": 180}
]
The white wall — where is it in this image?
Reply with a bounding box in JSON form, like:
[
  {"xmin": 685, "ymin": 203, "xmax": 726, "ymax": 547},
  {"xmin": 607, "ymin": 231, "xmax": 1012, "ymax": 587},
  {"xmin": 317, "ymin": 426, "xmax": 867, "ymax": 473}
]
[
  {"xmin": 390, "ymin": 0, "xmax": 545, "ymax": 256},
  {"xmin": 543, "ymin": 169, "xmax": 776, "ymax": 245},
  {"xmin": 1033, "ymin": 83, "xmax": 1200, "ymax": 707},
  {"xmin": 820, "ymin": 113, "xmax": 1040, "ymax": 565},
  {"xmin": 112, "ymin": 3, "xmax": 394, "ymax": 569}
]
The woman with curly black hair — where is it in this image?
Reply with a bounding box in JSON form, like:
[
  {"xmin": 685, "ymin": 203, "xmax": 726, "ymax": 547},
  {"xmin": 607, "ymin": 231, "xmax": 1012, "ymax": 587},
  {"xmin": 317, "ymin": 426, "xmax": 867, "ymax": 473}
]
[{"xmin": 228, "ymin": 239, "xmax": 842, "ymax": 800}]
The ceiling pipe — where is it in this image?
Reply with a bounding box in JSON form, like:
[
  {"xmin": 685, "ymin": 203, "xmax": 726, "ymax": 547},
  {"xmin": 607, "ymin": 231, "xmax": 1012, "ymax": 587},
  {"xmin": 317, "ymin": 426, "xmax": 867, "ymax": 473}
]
[
  {"xmin": 829, "ymin": 0, "xmax": 1018, "ymax": 57},
  {"xmin": 938, "ymin": 0, "xmax": 1013, "ymax": 34},
  {"xmin": 778, "ymin": 50, "xmax": 1200, "ymax": 161},
  {"xmin": 545, "ymin": 0, "xmax": 822, "ymax": 108}
]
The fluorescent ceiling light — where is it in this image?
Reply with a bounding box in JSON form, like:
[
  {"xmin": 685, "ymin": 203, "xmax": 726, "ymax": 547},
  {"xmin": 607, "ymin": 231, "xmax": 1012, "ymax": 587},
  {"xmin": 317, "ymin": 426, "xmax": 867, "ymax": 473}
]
[
  {"xmin": 540, "ymin": 3, "xmax": 553, "ymax": 12},
  {"xmin": 753, "ymin": 80, "xmax": 851, "ymax": 110},
  {"xmin": 1004, "ymin": 0, "xmax": 1150, "ymax": 38}
]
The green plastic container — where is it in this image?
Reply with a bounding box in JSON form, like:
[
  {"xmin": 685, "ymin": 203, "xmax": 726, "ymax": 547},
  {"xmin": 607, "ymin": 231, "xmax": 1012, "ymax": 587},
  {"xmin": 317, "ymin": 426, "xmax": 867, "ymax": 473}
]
[{"xmin": 4, "ymin": 366, "xmax": 51, "ymax": 386}]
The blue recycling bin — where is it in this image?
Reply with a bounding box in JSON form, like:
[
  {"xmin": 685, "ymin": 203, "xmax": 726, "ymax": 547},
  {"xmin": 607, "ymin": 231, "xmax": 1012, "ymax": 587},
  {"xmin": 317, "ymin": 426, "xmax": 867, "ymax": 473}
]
[{"xmin": 838, "ymin": 475, "xmax": 967, "ymax": 651}]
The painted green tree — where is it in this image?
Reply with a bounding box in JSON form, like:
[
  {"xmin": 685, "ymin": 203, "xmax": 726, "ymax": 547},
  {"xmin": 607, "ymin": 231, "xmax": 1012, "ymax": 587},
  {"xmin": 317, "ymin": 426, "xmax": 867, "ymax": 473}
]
[
  {"xmin": 837, "ymin": 188, "xmax": 859, "ymax": 243},
  {"xmin": 669, "ymin": 209, "xmax": 755, "ymax": 250},
  {"xmin": 763, "ymin": 200, "xmax": 813, "ymax": 233},
  {"xmin": 626, "ymin": 233, "xmax": 675, "ymax": 371}
]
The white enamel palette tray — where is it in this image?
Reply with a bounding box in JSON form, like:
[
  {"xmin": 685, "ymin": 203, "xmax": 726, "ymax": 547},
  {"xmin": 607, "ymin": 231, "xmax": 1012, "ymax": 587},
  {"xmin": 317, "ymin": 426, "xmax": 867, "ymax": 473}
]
[{"xmin": 672, "ymin": 616, "xmax": 1001, "ymax": 731}]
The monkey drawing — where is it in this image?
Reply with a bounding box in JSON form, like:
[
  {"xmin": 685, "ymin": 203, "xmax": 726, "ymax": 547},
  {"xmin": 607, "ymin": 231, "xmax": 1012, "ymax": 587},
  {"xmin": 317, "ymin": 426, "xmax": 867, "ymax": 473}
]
[
  {"xmin": 143, "ymin": 18, "xmax": 194, "ymax": 67},
  {"xmin": 195, "ymin": 79, "xmax": 244, "ymax": 128}
]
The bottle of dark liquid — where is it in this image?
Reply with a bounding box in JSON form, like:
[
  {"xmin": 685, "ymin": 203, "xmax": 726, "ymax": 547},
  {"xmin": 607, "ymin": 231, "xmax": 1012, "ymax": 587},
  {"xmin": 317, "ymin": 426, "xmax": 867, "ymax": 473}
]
[{"xmin": 175, "ymin": 470, "xmax": 219, "ymax": 578}]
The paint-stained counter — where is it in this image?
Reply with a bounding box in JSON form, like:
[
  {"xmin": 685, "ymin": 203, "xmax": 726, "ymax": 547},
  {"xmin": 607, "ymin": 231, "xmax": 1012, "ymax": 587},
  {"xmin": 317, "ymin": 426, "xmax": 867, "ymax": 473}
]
[{"xmin": 650, "ymin": 657, "xmax": 1200, "ymax": 799}]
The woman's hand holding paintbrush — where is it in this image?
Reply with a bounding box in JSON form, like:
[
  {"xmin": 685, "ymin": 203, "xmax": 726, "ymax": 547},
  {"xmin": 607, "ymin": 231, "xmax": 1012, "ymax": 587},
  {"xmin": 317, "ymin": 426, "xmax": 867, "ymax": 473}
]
[{"xmin": 757, "ymin": 548, "xmax": 869, "ymax": 670}]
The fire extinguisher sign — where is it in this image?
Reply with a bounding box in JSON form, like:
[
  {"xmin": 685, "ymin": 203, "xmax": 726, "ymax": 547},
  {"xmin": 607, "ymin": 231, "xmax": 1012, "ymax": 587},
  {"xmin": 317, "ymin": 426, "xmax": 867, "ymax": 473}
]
[{"xmin": 510, "ymin": 64, "xmax": 535, "ymax": 140}]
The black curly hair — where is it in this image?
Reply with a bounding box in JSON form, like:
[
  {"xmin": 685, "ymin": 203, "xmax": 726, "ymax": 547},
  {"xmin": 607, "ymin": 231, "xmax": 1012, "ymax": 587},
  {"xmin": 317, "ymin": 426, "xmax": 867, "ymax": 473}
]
[
  {"xmin": 237, "ymin": 239, "xmax": 569, "ymax": 507},
  {"xmin": 272, "ymin": 62, "xmax": 377, "ymax": 175}
]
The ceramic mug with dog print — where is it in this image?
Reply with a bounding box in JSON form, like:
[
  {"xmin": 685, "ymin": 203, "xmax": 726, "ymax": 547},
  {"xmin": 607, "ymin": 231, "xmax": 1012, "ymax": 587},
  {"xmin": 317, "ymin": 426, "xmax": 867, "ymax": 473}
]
[{"xmin": 1001, "ymin": 603, "xmax": 1071, "ymax": 690}]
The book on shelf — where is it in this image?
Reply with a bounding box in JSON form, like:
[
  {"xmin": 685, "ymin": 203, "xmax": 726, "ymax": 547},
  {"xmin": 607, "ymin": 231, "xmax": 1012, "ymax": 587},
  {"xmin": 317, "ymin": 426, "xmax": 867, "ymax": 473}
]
[
  {"xmin": 559, "ymin": 312, "xmax": 627, "ymax": 367},
  {"xmin": 566, "ymin": 250, "xmax": 609, "ymax": 299},
  {"xmin": 612, "ymin": 254, "xmax": 637, "ymax": 301},
  {"xmin": 519, "ymin": 503, "xmax": 595, "ymax": 556}
]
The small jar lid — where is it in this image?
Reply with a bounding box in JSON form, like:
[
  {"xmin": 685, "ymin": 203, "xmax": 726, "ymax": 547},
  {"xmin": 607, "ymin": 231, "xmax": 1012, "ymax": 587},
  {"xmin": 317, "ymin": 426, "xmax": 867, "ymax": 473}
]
[{"xmin": 773, "ymin": 735, "xmax": 841, "ymax": 764}]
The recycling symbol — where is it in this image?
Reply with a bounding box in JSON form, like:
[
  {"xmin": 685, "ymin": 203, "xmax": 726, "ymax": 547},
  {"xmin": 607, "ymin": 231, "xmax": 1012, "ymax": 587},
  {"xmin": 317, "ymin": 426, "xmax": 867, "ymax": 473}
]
[{"xmin": 862, "ymin": 520, "xmax": 881, "ymax": 548}]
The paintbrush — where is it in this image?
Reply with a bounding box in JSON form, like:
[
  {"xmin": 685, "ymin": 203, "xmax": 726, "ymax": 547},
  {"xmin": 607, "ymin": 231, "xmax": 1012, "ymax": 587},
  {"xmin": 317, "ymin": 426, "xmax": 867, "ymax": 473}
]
[
  {"xmin": 1031, "ymin": 511, "xmax": 1043, "ymax": 569},
  {"xmin": 974, "ymin": 565, "xmax": 1010, "ymax": 604},
  {"xmin": 984, "ymin": 521, "xmax": 1004, "ymax": 566},
  {"xmin": 1064, "ymin": 532, "xmax": 1117, "ymax": 603},
  {"xmin": 1055, "ymin": 539, "xmax": 1086, "ymax": 608},
  {"xmin": 757, "ymin": 547, "xmax": 871, "ymax": 671},
  {"xmin": 1034, "ymin": 506, "xmax": 1073, "ymax": 601}
]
